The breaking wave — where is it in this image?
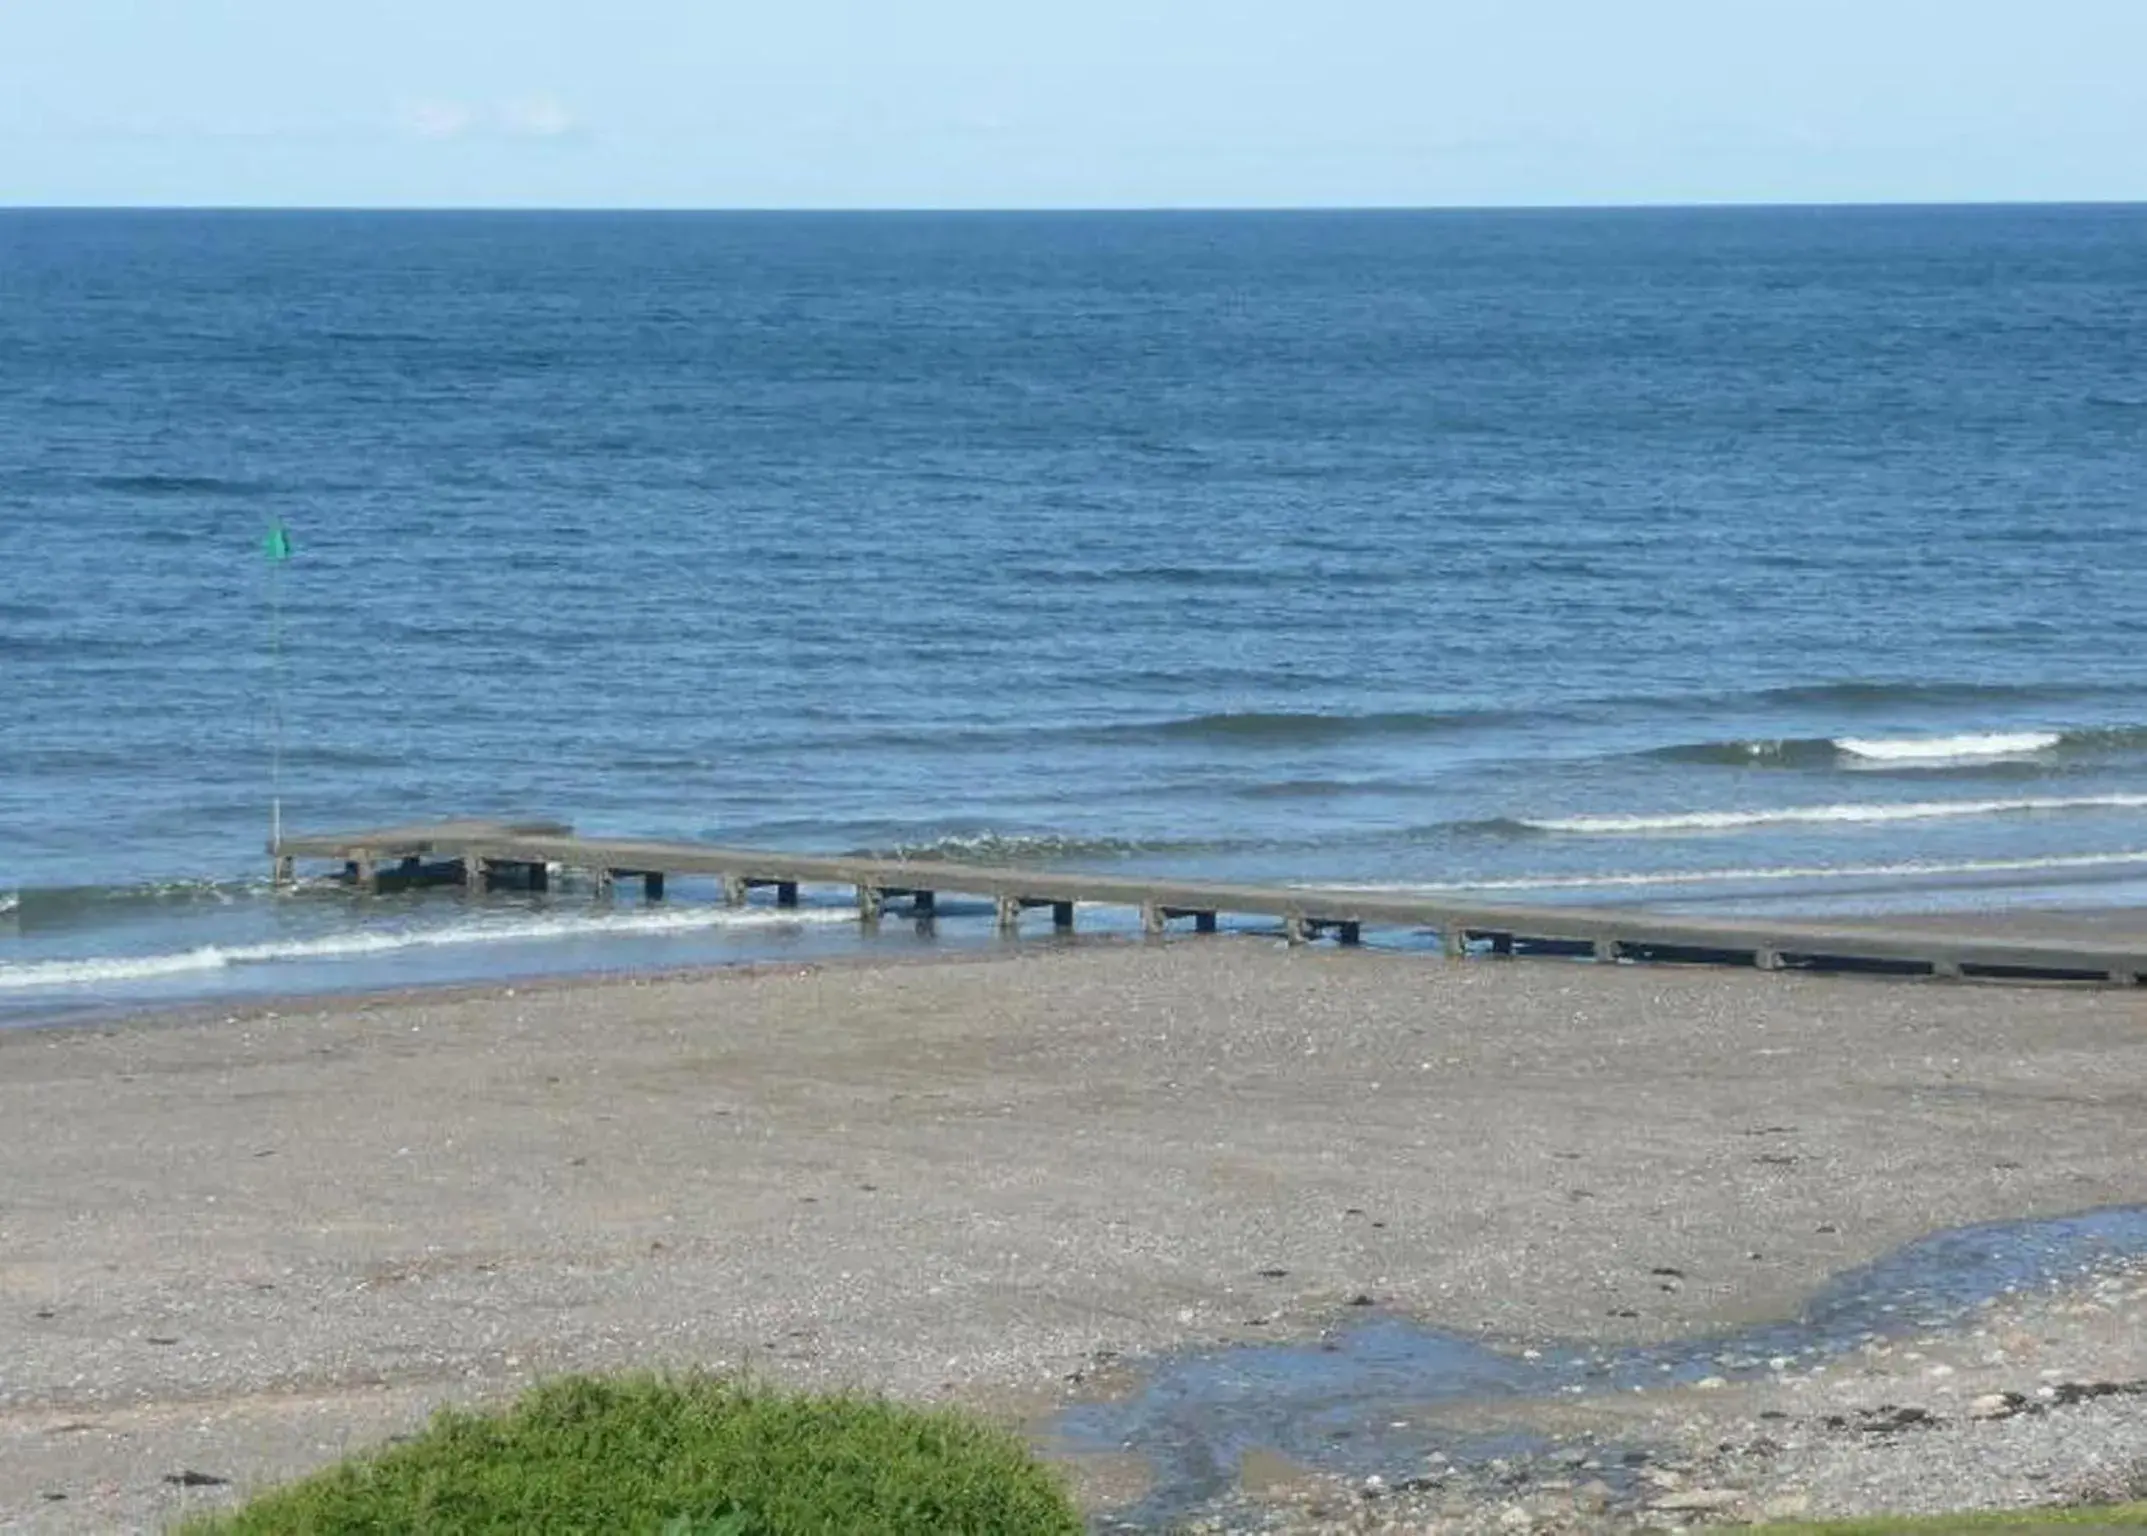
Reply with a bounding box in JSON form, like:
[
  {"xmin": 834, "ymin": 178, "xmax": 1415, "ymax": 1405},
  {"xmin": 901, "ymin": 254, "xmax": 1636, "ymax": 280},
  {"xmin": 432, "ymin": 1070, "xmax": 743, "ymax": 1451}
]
[
  {"xmin": 1323, "ymin": 848, "xmax": 2147, "ymax": 897},
  {"xmin": 0, "ymin": 904, "xmax": 853, "ymax": 992},
  {"xmin": 1837, "ymin": 731, "xmax": 2063, "ymax": 762},
  {"xmin": 1510, "ymin": 793, "xmax": 2147, "ymax": 836},
  {"xmin": 1653, "ymin": 726, "xmax": 2147, "ymax": 769}
]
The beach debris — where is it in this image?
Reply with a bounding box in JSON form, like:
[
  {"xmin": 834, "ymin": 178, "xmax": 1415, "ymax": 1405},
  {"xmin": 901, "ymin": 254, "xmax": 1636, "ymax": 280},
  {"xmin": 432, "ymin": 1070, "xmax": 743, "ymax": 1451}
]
[
  {"xmin": 2050, "ymin": 1378, "xmax": 2147, "ymax": 1405},
  {"xmin": 1969, "ymin": 1391, "xmax": 2025, "ymax": 1419},
  {"xmin": 163, "ymin": 1470, "xmax": 229, "ymax": 1487},
  {"xmin": 1827, "ymin": 1403, "xmax": 1937, "ymax": 1434}
]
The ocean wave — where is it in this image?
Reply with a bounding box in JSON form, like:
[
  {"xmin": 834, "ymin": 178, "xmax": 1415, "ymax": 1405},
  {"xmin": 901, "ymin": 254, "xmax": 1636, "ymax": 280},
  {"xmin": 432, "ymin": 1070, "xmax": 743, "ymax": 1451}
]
[
  {"xmin": 1318, "ymin": 849, "xmax": 2147, "ymax": 896},
  {"xmin": 0, "ymin": 904, "xmax": 854, "ymax": 992},
  {"xmin": 1234, "ymin": 776, "xmax": 1425, "ymax": 801},
  {"xmin": 1836, "ymin": 731, "xmax": 2062, "ymax": 762},
  {"xmin": 8, "ymin": 875, "xmax": 292, "ymax": 926},
  {"xmin": 1746, "ymin": 681, "xmax": 2114, "ymax": 711},
  {"xmin": 1653, "ymin": 725, "xmax": 2147, "ymax": 769},
  {"xmin": 1511, "ymin": 793, "xmax": 2147, "ymax": 836},
  {"xmin": 1091, "ymin": 707, "xmax": 1517, "ymax": 748},
  {"xmin": 88, "ymin": 473, "xmax": 268, "ymax": 497},
  {"xmin": 846, "ymin": 831, "xmax": 1222, "ymax": 863}
]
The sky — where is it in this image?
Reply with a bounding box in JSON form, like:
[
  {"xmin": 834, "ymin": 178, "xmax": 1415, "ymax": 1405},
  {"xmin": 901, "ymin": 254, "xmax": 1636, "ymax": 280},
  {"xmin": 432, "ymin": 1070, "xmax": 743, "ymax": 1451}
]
[{"xmin": 1, "ymin": 0, "xmax": 2143, "ymax": 209}]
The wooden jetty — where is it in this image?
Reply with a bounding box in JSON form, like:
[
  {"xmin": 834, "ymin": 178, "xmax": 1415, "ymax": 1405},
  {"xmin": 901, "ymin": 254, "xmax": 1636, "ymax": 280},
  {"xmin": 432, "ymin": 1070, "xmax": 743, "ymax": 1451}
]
[{"xmin": 272, "ymin": 820, "xmax": 2147, "ymax": 987}]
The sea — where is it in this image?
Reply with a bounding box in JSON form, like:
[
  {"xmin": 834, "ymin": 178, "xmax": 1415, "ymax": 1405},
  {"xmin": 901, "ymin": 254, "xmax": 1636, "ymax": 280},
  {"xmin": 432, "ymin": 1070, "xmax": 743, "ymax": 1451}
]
[{"xmin": 4, "ymin": 205, "xmax": 2145, "ymax": 1020}]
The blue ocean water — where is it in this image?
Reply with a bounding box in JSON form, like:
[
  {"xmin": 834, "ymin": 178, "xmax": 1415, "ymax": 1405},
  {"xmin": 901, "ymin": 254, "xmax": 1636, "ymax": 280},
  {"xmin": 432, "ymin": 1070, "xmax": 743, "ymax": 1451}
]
[{"xmin": 3, "ymin": 206, "xmax": 2145, "ymax": 1014}]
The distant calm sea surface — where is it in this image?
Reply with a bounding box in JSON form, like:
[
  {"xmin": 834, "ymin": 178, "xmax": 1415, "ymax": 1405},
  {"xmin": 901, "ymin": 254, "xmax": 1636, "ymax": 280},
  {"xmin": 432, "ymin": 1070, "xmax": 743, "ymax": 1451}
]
[{"xmin": 4, "ymin": 206, "xmax": 2145, "ymax": 1016}]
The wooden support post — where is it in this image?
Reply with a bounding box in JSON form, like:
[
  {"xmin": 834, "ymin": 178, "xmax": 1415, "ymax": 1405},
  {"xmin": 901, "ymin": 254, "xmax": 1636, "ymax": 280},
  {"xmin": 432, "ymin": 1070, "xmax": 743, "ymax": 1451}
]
[
  {"xmin": 1593, "ymin": 937, "xmax": 1619, "ymax": 964},
  {"xmin": 857, "ymin": 885, "xmax": 884, "ymax": 923},
  {"xmin": 528, "ymin": 861, "xmax": 550, "ymax": 894},
  {"xmin": 995, "ymin": 894, "xmax": 1022, "ymax": 934},
  {"xmin": 350, "ymin": 855, "xmax": 378, "ymax": 894},
  {"xmin": 1141, "ymin": 901, "xmax": 1166, "ymax": 936},
  {"xmin": 593, "ymin": 867, "xmax": 615, "ymax": 899},
  {"xmin": 1337, "ymin": 921, "xmax": 1362, "ymax": 947},
  {"xmin": 465, "ymin": 854, "xmax": 489, "ymax": 893},
  {"xmin": 1052, "ymin": 900, "xmax": 1075, "ymax": 931},
  {"xmin": 722, "ymin": 874, "xmax": 748, "ymax": 906},
  {"xmin": 1754, "ymin": 947, "xmax": 1781, "ymax": 972},
  {"xmin": 776, "ymin": 881, "xmax": 799, "ymax": 909},
  {"xmin": 912, "ymin": 889, "xmax": 936, "ymax": 915},
  {"xmin": 1194, "ymin": 910, "xmax": 1218, "ymax": 934},
  {"xmin": 643, "ymin": 871, "xmax": 665, "ymax": 902},
  {"xmin": 1285, "ymin": 915, "xmax": 1312, "ymax": 945},
  {"xmin": 1442, "ymin": 924, "xmax": 1468, "ymax": 958},
  {"xmin": 271, "ymin": 854, "xmax": 295, "ymax": 887}
]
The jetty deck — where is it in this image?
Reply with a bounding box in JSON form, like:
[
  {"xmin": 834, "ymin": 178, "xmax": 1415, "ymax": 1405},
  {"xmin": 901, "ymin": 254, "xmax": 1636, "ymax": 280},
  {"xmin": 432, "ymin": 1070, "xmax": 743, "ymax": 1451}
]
[{"xmin": 273, "ymin": 819, "xmax": 2147, "ymax": 986}]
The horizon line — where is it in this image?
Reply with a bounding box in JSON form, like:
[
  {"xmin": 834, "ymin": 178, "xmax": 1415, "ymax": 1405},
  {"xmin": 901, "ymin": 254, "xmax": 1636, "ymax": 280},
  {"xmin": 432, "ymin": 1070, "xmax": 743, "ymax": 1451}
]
[{"xmin": 4, "ymin": 196, "xmax": 2146, "ymax": 216}]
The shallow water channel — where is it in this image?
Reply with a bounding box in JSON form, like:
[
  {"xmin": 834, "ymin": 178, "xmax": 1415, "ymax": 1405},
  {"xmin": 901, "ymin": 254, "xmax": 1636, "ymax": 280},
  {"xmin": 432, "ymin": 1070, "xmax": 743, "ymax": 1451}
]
[{"xmin": 1058, "ymin": 1206, "xmax": 2147, "ymax": 1526}]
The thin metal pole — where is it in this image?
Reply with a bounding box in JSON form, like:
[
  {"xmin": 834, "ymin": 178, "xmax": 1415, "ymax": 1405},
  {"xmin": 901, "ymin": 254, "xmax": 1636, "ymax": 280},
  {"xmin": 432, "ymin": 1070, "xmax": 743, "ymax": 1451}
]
[{"xmin": 269, "ymin": 535, "xmax": 284, "ymax": 858}]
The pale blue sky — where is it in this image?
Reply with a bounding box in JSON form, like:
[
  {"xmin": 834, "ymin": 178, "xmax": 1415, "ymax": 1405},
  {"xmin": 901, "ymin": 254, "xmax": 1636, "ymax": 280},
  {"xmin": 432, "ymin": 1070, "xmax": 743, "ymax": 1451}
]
[{"xmin": 2, "ymin": 0, "xmax": 2142, "ymax": 208}]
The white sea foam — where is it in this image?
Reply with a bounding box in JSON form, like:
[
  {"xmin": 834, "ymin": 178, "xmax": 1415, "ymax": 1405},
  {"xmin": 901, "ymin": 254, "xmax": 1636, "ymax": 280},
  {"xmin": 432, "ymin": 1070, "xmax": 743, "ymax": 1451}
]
[
  {"xmin": 0, "ymin": 903, "xmax": 854, "ymax": 992},
  {"xmin": 1834, "ymin": 731, "xmax": 2063, "ymax": 762},
  {"xmin": 1523, "ymin": 793, "xmax": 2147, "ymax": 836},
  {"xmin": 1315, "ymin": 848, "xmax": 2147, "ymax": 896}
]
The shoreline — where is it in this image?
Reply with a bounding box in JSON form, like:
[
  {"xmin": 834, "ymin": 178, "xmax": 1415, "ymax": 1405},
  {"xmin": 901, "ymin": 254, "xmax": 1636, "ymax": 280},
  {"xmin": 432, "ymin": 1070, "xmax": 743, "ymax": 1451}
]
[
  {"xmin": 5, "ymin": 942, "xmax": 2146, "ymax": 1530},
  {"xmin": 5, "ymin": 895, "xmax": 2143, "ymax": 1037}
]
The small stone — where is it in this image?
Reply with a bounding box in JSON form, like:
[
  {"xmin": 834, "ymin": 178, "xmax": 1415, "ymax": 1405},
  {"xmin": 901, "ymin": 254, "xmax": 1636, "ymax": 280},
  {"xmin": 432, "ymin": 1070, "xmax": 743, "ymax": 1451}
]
[
  {"xmin": 1498, "ymin": 1506, "xmax": 1534, "ymax": 1530},
  {"xmin": 1652, "ymin": 1488, "xmax": 1746, "ymax": 1513},
  {"xmin": 1695, "ymin": 1375, "xmax": 1728, "ymax": 1390},
  {"xmin": 1969, "ymin": 1392, "xmax": 2022, "ymax": 1420},
  {"xmin": 1575, "ymin": 1480, "xmax": 1614, "ymax": 1513}
]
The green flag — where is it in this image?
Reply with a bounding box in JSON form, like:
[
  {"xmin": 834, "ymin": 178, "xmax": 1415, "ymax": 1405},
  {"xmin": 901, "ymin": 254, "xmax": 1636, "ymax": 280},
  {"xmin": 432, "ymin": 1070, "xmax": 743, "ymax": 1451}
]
[{"xmin": 264, "ymin": 521, "xmax": 293, "ymax": 562}]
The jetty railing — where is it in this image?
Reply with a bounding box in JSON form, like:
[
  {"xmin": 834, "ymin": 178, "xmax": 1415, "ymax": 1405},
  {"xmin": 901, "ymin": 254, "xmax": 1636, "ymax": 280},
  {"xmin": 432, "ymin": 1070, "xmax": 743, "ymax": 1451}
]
[{"xmin": 271, "ymin": 820, "xmax": 2146, "ymax": 987}]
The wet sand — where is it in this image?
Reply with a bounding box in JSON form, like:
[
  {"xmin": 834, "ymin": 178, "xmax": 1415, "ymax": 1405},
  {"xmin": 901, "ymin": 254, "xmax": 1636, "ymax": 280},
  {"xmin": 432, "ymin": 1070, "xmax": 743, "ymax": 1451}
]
[{"xmin": 2, "ymin": 940, "xmax": 2144, "ymax": 1531}]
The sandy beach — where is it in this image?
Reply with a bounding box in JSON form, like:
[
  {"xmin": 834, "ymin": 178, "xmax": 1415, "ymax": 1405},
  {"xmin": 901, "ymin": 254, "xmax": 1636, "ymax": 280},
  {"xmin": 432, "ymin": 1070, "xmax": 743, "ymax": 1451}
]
[{"xmin": 4, "ymin": 939, "xmax": 2146, "ymax": 1532}]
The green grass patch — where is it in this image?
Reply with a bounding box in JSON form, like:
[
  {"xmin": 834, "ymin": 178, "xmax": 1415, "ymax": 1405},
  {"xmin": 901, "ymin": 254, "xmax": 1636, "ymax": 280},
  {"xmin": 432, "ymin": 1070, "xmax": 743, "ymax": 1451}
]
[
  {"xmin": 1759, "ymin": 1503, "xmax": 2147, "ymax": 1533},
  {"xmin": 177, "ymin": 1373, "xmax": 1082, "ymax": 1535}
]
